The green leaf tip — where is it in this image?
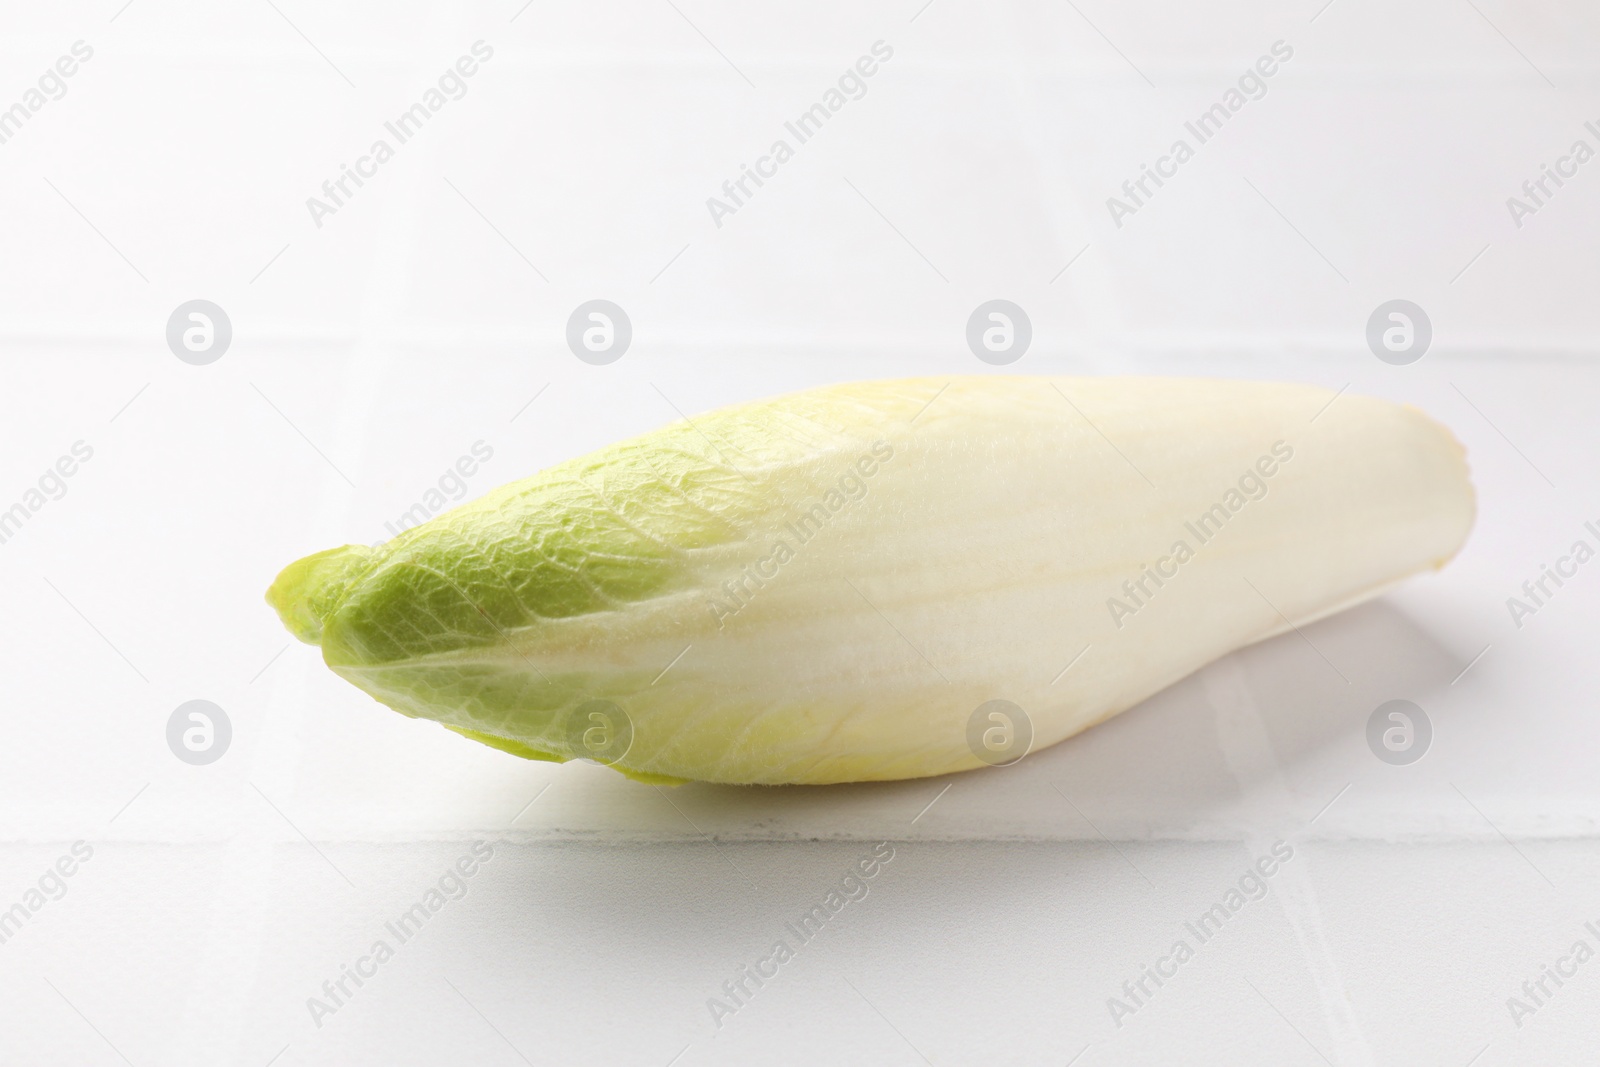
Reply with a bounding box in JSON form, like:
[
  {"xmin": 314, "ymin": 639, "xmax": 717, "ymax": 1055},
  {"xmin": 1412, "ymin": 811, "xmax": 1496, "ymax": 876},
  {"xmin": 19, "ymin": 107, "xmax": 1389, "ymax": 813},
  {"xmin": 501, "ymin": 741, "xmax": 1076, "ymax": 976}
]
[{"xmin": 266, "ymin": 544, "xmax": 377, "ymax": 646}]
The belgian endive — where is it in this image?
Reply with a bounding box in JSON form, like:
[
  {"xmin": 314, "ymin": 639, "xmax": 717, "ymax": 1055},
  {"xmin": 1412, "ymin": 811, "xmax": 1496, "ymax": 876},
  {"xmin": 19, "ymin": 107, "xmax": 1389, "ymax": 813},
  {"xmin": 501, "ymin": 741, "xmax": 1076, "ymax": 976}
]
[{"xmin": 268, "ymin": 377, "xmax": 1474, "ymax": 785}]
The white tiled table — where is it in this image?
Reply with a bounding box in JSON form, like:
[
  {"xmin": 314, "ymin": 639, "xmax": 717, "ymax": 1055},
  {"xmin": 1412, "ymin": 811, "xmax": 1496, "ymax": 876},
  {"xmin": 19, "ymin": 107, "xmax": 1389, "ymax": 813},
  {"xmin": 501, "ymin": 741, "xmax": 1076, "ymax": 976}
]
[{"xmin": 2, "ymin": 2, "xmax": 1598, "ymax": 1063}]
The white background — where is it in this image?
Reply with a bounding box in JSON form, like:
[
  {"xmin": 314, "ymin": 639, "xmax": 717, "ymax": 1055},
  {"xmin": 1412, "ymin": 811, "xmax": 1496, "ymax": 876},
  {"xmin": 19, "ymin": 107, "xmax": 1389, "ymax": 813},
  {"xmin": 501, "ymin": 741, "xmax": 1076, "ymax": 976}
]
[{"xmin": 2, "ymin": 1, "xmax": 1599, "ymax": 1064}]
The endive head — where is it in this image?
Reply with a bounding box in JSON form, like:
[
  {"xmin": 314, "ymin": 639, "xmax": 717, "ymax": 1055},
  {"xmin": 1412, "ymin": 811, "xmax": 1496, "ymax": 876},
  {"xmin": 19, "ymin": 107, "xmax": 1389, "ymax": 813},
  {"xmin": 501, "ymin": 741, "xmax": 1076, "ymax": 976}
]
[{"xmin": 267, "ymin": 377, "xmax": 1477, "ymax": 787}]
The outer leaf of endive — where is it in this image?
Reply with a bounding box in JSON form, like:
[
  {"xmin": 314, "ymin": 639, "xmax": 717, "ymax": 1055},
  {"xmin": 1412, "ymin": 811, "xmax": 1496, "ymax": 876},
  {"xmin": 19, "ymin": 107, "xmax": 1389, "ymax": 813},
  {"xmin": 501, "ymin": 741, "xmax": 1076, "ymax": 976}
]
[{"xmin": 267, "ymin": 377, "xmax": 1474, "ymax": 786}]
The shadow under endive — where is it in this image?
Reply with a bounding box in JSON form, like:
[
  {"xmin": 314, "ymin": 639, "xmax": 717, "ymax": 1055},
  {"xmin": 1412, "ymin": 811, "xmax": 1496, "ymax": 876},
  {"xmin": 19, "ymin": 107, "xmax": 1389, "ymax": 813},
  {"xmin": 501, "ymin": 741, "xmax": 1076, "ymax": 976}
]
[{"xmin": 601, "ymin": 598, "xmax": 1467, "ymax": 840}]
